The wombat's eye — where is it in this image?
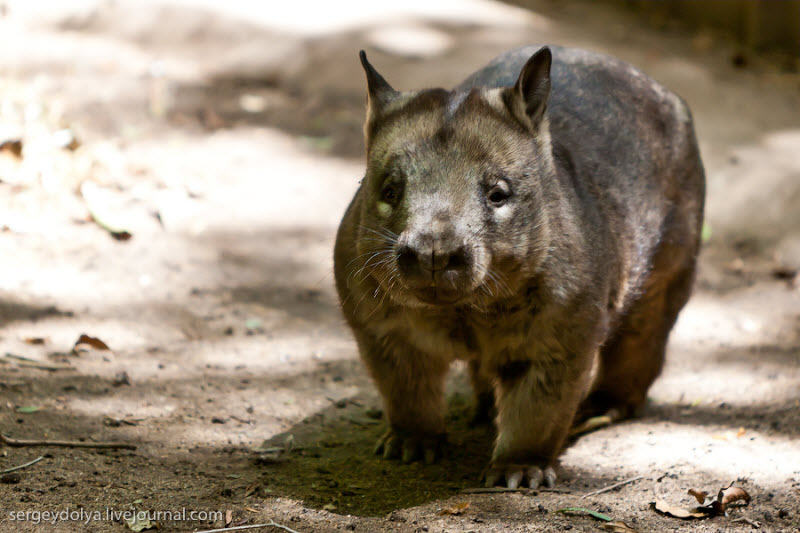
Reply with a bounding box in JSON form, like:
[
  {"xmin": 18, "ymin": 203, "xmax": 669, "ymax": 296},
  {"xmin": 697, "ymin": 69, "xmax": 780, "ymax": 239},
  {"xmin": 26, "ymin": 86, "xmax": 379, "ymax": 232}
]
[
  {"xmin": 487, "ymin": 181, "xmax": 511, "ymax": 207},
  {"xmin": 381, "ymin": 183, "xmax": 400, "ymax": 204}
]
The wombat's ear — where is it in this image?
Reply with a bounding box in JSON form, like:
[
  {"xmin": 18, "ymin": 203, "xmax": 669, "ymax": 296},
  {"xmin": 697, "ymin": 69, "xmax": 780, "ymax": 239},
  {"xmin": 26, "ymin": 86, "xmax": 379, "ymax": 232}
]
[
  {"xmin": 359, "ymin": 50, "xmax": 398, "ymax": 115},
  {"xmin": 509, "ymin": 46, "xmax": 552, "ymax": 131}
]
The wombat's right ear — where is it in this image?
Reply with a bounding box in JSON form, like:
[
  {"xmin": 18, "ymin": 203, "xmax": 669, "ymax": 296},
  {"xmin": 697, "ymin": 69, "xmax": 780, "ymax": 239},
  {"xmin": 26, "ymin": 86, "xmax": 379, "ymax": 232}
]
[{"xmin": 359, "ymin": 50, "xmax": 398, "ymax": 117}]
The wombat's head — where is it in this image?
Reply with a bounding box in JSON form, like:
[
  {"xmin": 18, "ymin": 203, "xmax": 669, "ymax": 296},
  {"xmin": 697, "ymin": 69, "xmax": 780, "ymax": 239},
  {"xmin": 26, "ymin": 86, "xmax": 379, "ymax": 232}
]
[{"xmin": 353, "ymin": 48, "xmax": 555, "ymax": 308}]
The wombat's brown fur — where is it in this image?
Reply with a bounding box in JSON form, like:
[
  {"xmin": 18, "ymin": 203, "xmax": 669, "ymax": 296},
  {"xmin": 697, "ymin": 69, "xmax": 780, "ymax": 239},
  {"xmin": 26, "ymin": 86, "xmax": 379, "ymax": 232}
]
[{"xmin": 334, "ymin": 45, "xmax": 705, "ymax": 488}]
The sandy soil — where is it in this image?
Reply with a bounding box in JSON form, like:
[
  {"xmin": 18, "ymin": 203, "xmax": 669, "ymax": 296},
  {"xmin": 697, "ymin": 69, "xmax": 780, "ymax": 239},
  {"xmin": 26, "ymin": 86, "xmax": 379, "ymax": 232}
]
[{"xmin": 0, "ymin": 1, "xmax": 798, "ymax": 532}]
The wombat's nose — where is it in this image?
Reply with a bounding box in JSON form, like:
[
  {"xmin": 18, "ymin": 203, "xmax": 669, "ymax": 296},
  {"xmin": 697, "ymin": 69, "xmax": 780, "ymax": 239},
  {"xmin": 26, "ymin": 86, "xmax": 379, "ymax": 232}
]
[{"xmin": 397, "ymin": 243, "xmax": 469, "ymax": 276}]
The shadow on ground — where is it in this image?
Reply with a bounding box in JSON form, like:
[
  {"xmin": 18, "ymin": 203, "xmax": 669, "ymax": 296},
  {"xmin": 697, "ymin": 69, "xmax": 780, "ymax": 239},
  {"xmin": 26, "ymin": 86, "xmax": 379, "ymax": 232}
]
[
  {"xmin": 253, "ymin": 392, "xmax": 493, "ymax": 516},
  {"xmin": 0, "ymin": 298, "xmax": 73, "ymax": 328}
]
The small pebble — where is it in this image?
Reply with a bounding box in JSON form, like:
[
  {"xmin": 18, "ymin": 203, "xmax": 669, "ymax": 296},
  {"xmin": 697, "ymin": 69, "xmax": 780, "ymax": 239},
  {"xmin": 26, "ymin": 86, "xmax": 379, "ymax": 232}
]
[
  {"xmin": 1, "ymin": 473, "xmax": 21, "ymax": 484},
  {"xmin": 778, "ymin": 509, "xmax": 790, "ymax": 518},
  {"xmin": 211, "ymin": 417, "xmax": 226, "ymax": 424}
]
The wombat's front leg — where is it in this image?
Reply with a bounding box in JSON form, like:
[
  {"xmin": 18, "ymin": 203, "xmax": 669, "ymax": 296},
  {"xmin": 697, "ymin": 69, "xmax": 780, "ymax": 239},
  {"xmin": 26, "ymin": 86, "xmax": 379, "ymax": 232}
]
[
  {"xmin": 485, "ymin": 355, "xmax": 591, "ymax": 489},
  {"xmin": 357, "ymin": 333, "xmax": 450, "ymax": 464}
]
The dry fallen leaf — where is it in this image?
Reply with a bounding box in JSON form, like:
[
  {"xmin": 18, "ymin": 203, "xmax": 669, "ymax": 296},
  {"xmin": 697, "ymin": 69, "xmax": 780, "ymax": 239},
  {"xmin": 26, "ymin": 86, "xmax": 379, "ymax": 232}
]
[
  {"xmin": 439, "ymin": 502, "xmax": 470, "ymax": 516},
  {"xmin": 736, "ymin": 427, "xmax": 747, "ymax": 438},
  {"xmin": 719, "ymin": 486, "xmax": 751, "ymax": 507},
  {"xmin": 601, "ymin": 520, "xmax": 639, "ymax": 532},
  {"xmin": 125, "ymin": 511, "xmax": 156, "ymax": 532},
  {"xmin": 0, "ymin": 139, "xmax": 23, "ymax": 159},
  {"xmin": 73, "ymin": 334, "xmax": 111, "ymax": 352},
  {"xmin": 653, "ymin": 484, "xmax": 751, "ymax": 521},
  {"xmin": 688, "ymin": 489, "xmax": 708, "ymax": 504},
  {"xmin": 80, "ymin": 182, "xmax": 133, "ymax": 241},
  {"xmin": 771, "ymin": 266, "xmax": 798, "ymax": 280},
  {"xmin": 52, "ymin": 128, "xmax": 80, "ymax": 151},
  {"xmin": 23, "ymin": 337, "xmax": 46, "ymax": 345},
  {"xmin": 651, "ymin": 500, "xmax": 709, "ymax": 519}
]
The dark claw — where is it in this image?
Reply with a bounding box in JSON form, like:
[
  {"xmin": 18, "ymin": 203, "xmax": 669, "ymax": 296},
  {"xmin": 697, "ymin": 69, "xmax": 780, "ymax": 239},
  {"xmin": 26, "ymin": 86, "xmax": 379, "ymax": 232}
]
[
  {"xmin": 373, "ymin": 431, "xmax": 388, "ymax": 455},
  {"xmin": 374, "ymin": 429, "xmax": 445, "ymax": 464},
  {"xmin": 401, "ymin": 439, "xmax": 417, "ymax": 463},
  {"xmin": 383, "ymin": 434, "xmax": 400, "ymax": 459}
]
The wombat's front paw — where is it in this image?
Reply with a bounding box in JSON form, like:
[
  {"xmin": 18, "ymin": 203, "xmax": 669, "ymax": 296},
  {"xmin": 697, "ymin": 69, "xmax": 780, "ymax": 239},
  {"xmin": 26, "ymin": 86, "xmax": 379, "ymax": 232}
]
[
  {"xmin": 483, "ymin": 462, "xmax": 557, "ymax": 489},
  {"xmin": 374, "ymin": 428, "xmax": 446, "ymax": 464}
]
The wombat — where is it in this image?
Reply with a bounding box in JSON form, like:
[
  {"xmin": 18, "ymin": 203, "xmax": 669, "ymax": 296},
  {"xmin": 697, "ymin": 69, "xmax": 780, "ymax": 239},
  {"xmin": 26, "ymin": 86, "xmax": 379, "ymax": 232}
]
[{"xmin": 334, "ymin": 45, "xmax": 705, "ymax": 488}]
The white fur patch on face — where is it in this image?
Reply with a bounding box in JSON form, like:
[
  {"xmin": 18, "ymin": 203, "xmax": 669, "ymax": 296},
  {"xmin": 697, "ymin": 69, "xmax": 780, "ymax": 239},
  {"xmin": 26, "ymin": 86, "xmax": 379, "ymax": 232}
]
[
  {"xmin": 492, "ymin": 204, "xmax": 514, "ymax": 223},
  {"xmin": 376, "ymin": 201, "xmax": 393, "ymax": 217}
]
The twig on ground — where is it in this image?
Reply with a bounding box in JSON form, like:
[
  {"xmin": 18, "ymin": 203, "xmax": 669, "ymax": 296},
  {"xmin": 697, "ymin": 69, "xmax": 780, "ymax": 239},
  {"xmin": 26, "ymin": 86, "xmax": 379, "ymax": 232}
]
[
  {"xmin": 194, "ymin": 520, "xmax": 302, "ymax": 533},
  {"xmin": 460, "ymin": 487, "xmax": 571, "ymax": 494},
  {"xmin": 3, "ymin": 353, "xmax": 72, "ymax": 371},
  {"xmin": 581, "ymin": 475, "xmax": 645, "ymax": 499},
  {"xmin": 1, "ymin": 455, "xmax": 45, "ymax": 473},
  {"xmin": 1, "ymin": 433, "xmax": 136, "ymax": 450},
  {"xmin": 732, "ymin": 517, "xmax": 761, "ymax": 529}
]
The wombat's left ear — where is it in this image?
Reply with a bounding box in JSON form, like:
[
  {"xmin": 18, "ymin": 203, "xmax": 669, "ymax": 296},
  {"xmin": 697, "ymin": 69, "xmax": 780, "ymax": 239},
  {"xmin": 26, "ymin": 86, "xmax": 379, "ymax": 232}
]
[
  {"xmin": 509, "ymin": 46, "xmax": 552, "ymax": 131},
  {"xmin": 359, "ymin": 50, "xmax": 398, "ymax": 114}
]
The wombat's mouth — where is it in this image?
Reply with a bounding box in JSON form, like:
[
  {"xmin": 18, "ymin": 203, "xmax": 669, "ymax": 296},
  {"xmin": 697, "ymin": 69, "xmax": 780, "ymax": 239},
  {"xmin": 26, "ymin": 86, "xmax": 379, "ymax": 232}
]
[{"xmin": 410, "ymin": 286, "xmax": 465, "ymax": 305}]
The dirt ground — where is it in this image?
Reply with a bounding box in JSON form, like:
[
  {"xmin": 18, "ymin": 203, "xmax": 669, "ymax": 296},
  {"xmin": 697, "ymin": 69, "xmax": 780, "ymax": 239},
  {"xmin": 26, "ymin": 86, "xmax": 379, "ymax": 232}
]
[{"xmin": 0, "ymin": 1, "xmax": 798, "ymax": 532}]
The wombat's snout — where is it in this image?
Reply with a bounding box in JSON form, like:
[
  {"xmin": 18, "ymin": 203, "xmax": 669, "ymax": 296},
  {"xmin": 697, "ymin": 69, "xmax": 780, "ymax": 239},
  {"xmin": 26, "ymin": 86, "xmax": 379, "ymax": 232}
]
[
  {"xmin": 396, "ymin": 241, "xmax": 470, "ymax": 276},
  {"xmin": 395, "ymin": 229, "xmax": 474, "ymax": 304}
]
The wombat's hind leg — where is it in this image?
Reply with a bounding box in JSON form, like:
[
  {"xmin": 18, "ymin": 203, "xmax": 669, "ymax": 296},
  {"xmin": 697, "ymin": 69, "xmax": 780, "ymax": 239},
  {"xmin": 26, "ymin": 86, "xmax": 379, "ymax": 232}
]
[{"xmin": 578, "ymin": 263, "xmax": 696, "ymax": 425}]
